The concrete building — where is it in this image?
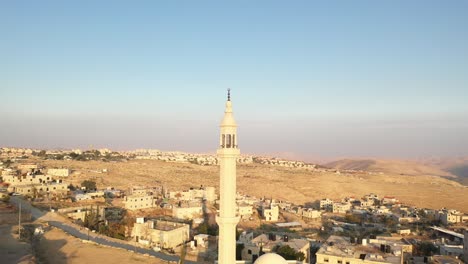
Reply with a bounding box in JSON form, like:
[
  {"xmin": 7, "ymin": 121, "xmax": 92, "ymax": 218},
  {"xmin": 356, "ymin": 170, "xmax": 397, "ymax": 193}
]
[
  {"xmin": 439, "ymin": 244, "xmax": 463, "ymax": 257},
  {"xmin": 132, "ymin": 218, "xmax": 189, "ymax": 249},
  {"xmin": 13, "ymin": 182, "xmax": 68, "ymax": 195},
  {"xmin": 438, "ymin": 209, "xmax": 468, "ymax": 225},
  {"xmin": 3, "ymin": 174, "xmax": 52, "ymax": 186},
  {"xmin": 302, "ymin": 208, "xmax": 322, "ymax": 219},
  {"xmin": 172, "ymin": 205, "xmax": 202, "ymax": 220},
  {"xmin": 216, "ymin": 90, "xmax": 240, "ymax": 264},
  {"xmin": 58, "ymin": 206, "xmax": 106, "ymax": 221},
  {"xmin": 241, "ymin": 233, "xmax": 310, "ymax": 263},
  {"xmin": 194, "ymin": 234, "xmax": 210, "ymax": 248},
  {"xmin": 124, "ymin": 194, "xmax": 157, "ymax": 210},
  {"xmin": 261, "ymin": 204, "xmax": 279, "ymax": 222},
  {"xmin": 169, "ymin": 186, "xmax": 217, "ymax": 202},
  {"xmin": 430, "ymin": 226, "xmax": 464, "ymax": 244},
  {"xmin": 316, "ymin": 236, "xmax": 412, "ymax": 264},
  {"xmin": 17, "ymin": 164, "xmax": 39, "ymax": 173},
  {"xmin": 131, "ymin": 186, "xmax": 161, "ymax": 196},
  {"xmin": 320, "ymin": 198, "xmax": 334, "ymax": 210},
  {"xmin": 238, "ymin": 204, "xmax": 253, "ymax": 219},
  {"xmin": 333, "ymin": 202, "xmax": 351, "ymax": 214},
  {"xmin": 47, "ymin": 168, "xmax": 70, "ymax": 177},
  {"xmin": 381, "ymin": 196, "xmax": 398, "ymax": 205}
]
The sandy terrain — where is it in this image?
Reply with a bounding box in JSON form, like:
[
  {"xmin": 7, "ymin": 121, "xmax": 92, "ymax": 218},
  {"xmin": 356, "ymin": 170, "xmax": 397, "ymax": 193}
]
[
  {"xmin": 37, "ymin": 227, "xmax": 167, "ymax": 264},
  {"xmin": 325, "ymin": 159, "xmax": 454, "ymax": 177},
  {"xmin": 40, "ymin": 159, "xmax": 468, "ymax": 212}
]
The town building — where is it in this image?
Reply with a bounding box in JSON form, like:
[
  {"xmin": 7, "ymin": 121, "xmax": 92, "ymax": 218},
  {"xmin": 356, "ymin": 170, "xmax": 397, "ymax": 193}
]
[
  {"xmin": 320, "ymin": 198, "xmax": 334, "ymax": 210},
  {"xmin": 172, "ymin": 204, "xmax": 203, "ymax": 220},
  {"xmin": 124, "ymin": 194, "xmax": 157, "ymax": 210},
  {"xmin": 17, "ymin": 164, "xmax": 39, "ymax": 173},
  {"xmin": 169, "ymin": 186, "xmax": 216, "ymax": 202},
  {"xmin": 261, "ymin": 204, "xmax": 279, "ymax": 222},
  {"xmin": 333, "ymin": 202, "xmax": 351, "ymax": 214},
  {"xmin": 238, "ymin": 204, "xmax": 254, "ymax": 219},
  {"xmin": 381, "ymin": 196, "xmax": 398, "ymax": 205},
  {"xmin": 316, "ymin": 236, "xmax": 412, "ymax": 264},
  {"xmin": 437, "ymin": 209, "xmax": 468, "ymax": 225},
  {"xmin": 3, "ymin": 174, "xmax": 53, "ymax": 186},
  {"xmin": 132, "ymin": 218, "xmax": 189, "ymax": 249},
  {"xmin": 240, "ymin": 233, "xmax": 310, "ymax": 263},
  {"xmin": 302, "ymin": 208, "xmax": 322, "ymax": 219},
  {"xmin": 439, "ymin": 244, "xmax": 463, "ymax": 257},
  {"xmin": 13, "ymin": 182, "xmax": 68, "ymax": 195},
  {"xmin": 57, "ymin": 206, "xmax": 106, "ymax": 221},
  {"xmin": 130, "ymin": 186, "xmax": 160, "ymax": 196}
]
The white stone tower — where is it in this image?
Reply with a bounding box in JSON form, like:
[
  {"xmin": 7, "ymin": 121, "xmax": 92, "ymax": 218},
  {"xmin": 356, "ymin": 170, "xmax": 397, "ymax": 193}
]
[{"xmin": 216, "ymin": 89, "xmax": 240, "ymax": 264}]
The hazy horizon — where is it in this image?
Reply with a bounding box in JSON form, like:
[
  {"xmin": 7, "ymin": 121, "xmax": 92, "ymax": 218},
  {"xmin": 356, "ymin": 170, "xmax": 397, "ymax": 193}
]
[{"xmin": 2, "ymin": 1, "xmax": 468, "ymax": 160}]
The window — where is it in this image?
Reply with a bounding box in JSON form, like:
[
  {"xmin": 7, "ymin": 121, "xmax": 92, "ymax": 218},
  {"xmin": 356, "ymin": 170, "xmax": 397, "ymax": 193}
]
[
  {"xmin": 324, "ymin": 259, "xmax": 329, "ymax": 263},
  {"xmin": 226, "ymin": 134, "xmax": 231, "ymax": 148},
  {"xmin": 338, "ymin": 261, "xmax": 342, "ymax": 264},
  {"xmin": 346, "ymin": 262, "xmax": 350, "ymax": 264},
  {"xmin": 232, "ymin": 134, "xmax": 236, "ymax": 147}
]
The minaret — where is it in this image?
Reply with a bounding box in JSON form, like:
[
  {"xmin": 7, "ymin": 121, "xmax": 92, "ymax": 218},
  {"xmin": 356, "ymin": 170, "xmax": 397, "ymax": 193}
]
[{"xmin": 216, "ymin": 89, "xmax": 240, "ymax": 264}]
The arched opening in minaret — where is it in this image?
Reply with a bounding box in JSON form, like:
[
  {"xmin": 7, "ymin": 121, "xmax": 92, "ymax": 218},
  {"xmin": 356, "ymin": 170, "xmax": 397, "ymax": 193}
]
[
  {"xmin": 222, "ymin": 134, "xmax": 225, "ymax": 148},
  {"xmin": 232, "ymin": 134, "xmax": 236, "ymax": 148},
  {"xmin": 226, "ymin": 134, "xmax": 232, "ymax": 148}
]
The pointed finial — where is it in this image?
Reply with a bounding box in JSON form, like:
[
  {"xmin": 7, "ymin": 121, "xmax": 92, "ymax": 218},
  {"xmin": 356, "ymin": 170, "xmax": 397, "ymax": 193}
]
[{"xmin": 227, "ymin": 88, "xmax": 231, "ymax": 101}]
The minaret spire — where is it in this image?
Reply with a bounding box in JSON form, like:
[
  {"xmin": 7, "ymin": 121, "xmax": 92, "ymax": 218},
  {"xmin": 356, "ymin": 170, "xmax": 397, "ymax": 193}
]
[{"xmin": 216, "ymin": 91, "xmax": 240, "ymax": 264}]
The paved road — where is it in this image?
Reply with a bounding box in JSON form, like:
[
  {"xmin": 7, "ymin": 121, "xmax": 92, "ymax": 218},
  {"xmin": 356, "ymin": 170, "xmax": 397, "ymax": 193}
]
[{"xmin": 10, "ymin": 197, "xmax": 197, "ymax": 264}]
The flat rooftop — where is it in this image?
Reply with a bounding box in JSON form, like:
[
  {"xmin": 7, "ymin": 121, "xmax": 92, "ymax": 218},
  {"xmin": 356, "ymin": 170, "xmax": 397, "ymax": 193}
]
[
  {"xmin": 151, "ymin": 220, "xmax": 187, "ymax": 231},
  {"xmin": 317, "ymin": 236, "xmax": 410, "ymax": 264}
]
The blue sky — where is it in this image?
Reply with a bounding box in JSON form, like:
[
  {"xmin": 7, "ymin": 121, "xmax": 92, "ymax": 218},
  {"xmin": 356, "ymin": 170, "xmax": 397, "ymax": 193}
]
[{"xmin": 1, "ymin": 1, "xmax": 467, "ymax": 160}]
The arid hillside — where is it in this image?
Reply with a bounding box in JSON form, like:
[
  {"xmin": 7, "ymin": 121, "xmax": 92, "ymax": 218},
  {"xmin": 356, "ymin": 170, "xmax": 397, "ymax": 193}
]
[
  {"xmin": 38, "ymin": 158, "xmax": 468, "ymax": 213},
  {"xmin": 325, "ymin": 159, "xmax": 454, "ymax": 178},
  {"xmin": 421, "ymin": 157, "xmax": 468, "ymax": 185}
]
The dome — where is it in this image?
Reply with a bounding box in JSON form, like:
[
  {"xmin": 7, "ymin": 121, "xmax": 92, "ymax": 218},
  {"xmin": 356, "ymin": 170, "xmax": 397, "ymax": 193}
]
[{"xmin": 254, "ymin": 253, "xmax": 288, "ymax": 264}]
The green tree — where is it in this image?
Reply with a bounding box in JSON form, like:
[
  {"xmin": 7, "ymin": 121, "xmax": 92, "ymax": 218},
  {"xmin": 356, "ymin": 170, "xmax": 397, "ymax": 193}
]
[
  {"xmin": 276, "ymin": 245, "xmax": 305, "ymax": 261},
  {"xmin": 345, "ymin": 214, "xmax": 362, "ymax": 224},
  {"xmin": 81, "ymin": 180, "xmax": 97, "ymax": 191},
  {"xmin": 84, "ymin": 206, "xmax": 100, "ymax": 230},
  {"xmin": 417, "ymin": 242, "xmax": 438, "ymax": 256},
  {"xmin": 198, "ymin": 222, "xmax": 208, "ymax": 234}
]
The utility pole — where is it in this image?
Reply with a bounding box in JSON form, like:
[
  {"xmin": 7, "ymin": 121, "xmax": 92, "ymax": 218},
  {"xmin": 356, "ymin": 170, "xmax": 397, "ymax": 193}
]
[{"xmin": 18, "ymin": 202, "xmax": 21, "ymax": 240}]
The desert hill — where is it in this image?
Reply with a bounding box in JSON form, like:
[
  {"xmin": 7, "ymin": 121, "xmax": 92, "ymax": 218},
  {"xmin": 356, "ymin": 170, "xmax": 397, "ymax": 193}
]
[
  {"xmin": 419, "ymin": 156, "xmax": 468, "ymax": 185},
  {"xmin": 38, "ymin": 158, "xmax": 468, "ymax": 213},
  {"xmin": 325, "ymin": 159, "xmax": 454, "ymax": 178}
]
